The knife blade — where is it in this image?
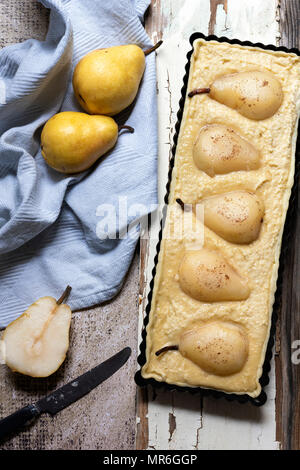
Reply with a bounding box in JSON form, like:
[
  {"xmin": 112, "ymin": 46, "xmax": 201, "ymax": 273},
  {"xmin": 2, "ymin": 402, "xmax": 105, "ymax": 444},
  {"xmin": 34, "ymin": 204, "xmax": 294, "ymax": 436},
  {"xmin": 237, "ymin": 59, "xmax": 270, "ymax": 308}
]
[{"xmin": 0, "ymin": 346, "xmax": 131, "ymax": 441}]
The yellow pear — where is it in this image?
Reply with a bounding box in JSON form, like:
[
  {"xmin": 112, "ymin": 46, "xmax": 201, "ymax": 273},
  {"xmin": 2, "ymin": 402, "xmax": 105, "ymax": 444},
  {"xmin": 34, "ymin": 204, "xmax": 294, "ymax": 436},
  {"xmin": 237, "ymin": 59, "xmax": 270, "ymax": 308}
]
[
  {"xmin": 179, "ymin": 249, "xmax": 250, "ymax": 302},
  {"xmin": 189, "ymin": 70, "xmax": 283, "ymax": 120},
  {"xmin": 193, "ymin": 124, "xmax": 260, "ymax": 176},
  {"xmin": 73, "ymin": 42, "xmax": 162, "ymax": 116},
  {"xmin": 41, "ymin": 111, "xmax": 125, "ymax": 173},
  {"xmin": 203, "ymin": 190, "xmax": 264, "ymax": 244},
  {"xmin": 0, "ymin": 287, "xmax": 72, "ymax": 378},
  {"xmin": 156, "ymin": 321, "xmax": 248, "ymax": 376}
]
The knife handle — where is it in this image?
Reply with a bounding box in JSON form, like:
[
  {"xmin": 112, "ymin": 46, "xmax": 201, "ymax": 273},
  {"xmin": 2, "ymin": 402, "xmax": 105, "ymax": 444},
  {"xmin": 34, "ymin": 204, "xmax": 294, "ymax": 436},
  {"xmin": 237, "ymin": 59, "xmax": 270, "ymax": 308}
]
[{"xmin": 0, "ymin": 404, "xmax": 40, "ymax": 441}]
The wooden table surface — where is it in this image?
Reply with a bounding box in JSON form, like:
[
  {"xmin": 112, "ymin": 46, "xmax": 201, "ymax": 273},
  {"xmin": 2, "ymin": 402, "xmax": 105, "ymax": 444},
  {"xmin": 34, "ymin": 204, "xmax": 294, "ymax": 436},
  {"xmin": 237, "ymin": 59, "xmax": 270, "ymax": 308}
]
[
  {"xmin": 0, "ymin": 0, "xmax": 299, "ymax": 451},
  {"xmin": 0, "ymin": 2, "xmax": 139, "ymax": 450}
]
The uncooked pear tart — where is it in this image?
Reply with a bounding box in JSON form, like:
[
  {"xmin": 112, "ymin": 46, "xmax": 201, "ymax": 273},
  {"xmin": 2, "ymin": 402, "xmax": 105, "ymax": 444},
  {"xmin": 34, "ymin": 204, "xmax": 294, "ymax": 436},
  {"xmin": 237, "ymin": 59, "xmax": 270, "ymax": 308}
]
[{"xmin": 136, "ymin": 34, "xmax": 300, "ymax": 404}]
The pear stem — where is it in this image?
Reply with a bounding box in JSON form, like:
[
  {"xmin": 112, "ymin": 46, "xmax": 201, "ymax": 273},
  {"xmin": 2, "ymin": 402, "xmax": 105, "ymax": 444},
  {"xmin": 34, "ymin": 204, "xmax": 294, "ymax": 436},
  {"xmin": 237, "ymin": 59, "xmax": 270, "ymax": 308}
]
[
  {"xmin": 176, "ymin": 198, "xmax": 185, "ymax": 211},
  {"xmin": 57, "ymin": 285, "xmax": 72, "ymax": 305},
  {"xmin": 144, "ymin": 40, "xmax": 163, "ymax": 56},
  {"xmin": 155, "ymin": 345, "xmax": 179, "ymax": 357},
  {"xmin": 118, "ymin": 125, "xmax": 135, "ymax": 134},
  {"xmin": 176, "ymin": 198, "xmax": 192, "ymax": 212},
  {"xmin": 188, "ymin": 87, "xmax": 210, "ymax": 98}
]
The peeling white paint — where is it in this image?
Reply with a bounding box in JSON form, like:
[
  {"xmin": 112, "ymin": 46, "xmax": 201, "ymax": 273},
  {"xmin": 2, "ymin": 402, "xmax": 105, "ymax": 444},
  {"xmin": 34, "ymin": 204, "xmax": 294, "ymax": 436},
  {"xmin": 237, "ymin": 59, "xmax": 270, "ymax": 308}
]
[{"xmin": 222, "ymin": 0, "xmax": 279, "ymax": 44}]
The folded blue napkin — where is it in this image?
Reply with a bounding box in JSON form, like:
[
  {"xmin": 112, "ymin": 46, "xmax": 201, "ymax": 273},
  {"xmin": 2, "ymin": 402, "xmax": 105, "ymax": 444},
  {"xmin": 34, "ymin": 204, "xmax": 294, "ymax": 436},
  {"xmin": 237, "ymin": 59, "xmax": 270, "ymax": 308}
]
[{"xmin": 0, "ymin": 0, "xmax": 157, "ymax": 327}]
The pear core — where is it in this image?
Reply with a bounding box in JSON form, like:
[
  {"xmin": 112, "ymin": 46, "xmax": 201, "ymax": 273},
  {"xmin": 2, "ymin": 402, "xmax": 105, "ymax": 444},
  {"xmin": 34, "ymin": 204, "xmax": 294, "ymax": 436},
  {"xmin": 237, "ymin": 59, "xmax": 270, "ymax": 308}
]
[
  {"xmin": 179, "ymin": 249, "xmax": 250, "ymax": 302},
  {"xmin": 179, "ymin": 321, "xmax": 249, "ymax": 376}
]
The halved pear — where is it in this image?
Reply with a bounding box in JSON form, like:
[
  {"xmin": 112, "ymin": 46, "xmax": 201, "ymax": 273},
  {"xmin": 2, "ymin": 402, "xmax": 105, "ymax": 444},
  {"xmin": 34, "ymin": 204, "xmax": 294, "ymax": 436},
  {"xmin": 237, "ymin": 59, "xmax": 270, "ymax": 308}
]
[
  {"xmin": 193, "ymin": 124, "xmax": 260, "ymax": 176},
  {"xmin": 179, "ymin": 321, "xmax": 248, "ymax": 376},
  {"xmin": 179, "ymin": 249, "xmax": 250, "ymax": 302},
  {"xmin": 0, "ymin": 287, "xmax": 72, "ymax": 377},
  {"xmin": 203, "ymin": 190, "xmax": 264, "ymax": 244},
  {"xmin": 210, "ymin": 71, "xmax": 283, "ymax": 120}
]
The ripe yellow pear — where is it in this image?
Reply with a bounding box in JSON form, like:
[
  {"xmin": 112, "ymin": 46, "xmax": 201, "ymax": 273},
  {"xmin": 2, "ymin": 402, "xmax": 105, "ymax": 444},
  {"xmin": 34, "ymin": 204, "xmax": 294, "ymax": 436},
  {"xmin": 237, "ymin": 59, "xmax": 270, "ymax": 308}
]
[
  {"xmin": 41, "ymin": 112, "xmax": 120, "ymax": 173},
  {"xmin": 189, "ymin": 70, "xmax": 283, "ymax": 120},
  {"xmin": 73, "ymin": 42, "xmax": 162, "ymax": 116},
  {"xmin": 179, "ymin": 249, "xmax": 250, "ymax": 302},
  {"xmin": 203, "ymin": 190, "xmax": 264, "ymax": 244},
  {"xmin": 156, "ymin": 321, "xmax": 248, "ymax": 376},
  {"xmin": 193, "ymin": 124, "xmax": 260, "ymax": 176},
  {"xmin": 0, "ymin": 287, "xmax": 72, "ymax": 378}
]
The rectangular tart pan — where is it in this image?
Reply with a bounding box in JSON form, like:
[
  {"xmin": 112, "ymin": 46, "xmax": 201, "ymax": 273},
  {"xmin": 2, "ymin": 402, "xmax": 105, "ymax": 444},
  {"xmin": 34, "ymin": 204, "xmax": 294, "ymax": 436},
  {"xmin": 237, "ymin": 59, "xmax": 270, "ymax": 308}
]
[{"xmin": 135, "ymin": 32, "xmax": 300, "ymax": 406}]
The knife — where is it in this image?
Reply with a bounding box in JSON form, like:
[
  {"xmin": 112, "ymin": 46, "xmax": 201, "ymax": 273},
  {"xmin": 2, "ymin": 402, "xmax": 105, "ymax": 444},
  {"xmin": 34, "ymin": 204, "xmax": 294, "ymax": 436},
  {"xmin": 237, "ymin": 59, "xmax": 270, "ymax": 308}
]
[{"xmin": 0, "ymin": 346, "xmax": 131, "ymax": 441}]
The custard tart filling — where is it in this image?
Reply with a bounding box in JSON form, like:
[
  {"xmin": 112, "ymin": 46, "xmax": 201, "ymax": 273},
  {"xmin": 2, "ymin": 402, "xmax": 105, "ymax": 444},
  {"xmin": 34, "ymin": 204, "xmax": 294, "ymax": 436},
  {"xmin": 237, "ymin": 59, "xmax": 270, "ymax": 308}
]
[{"xmin": 142, "ymin": 39, "xmax": 300, "ymax": 397}]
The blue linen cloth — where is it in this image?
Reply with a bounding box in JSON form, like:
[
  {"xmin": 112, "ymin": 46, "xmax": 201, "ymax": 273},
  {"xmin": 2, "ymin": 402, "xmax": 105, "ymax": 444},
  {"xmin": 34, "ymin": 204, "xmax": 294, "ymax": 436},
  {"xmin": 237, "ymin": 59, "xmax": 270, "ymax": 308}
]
[{"xmin": 0, "ymin": 0, "xmax": 157, "ymax": 327}]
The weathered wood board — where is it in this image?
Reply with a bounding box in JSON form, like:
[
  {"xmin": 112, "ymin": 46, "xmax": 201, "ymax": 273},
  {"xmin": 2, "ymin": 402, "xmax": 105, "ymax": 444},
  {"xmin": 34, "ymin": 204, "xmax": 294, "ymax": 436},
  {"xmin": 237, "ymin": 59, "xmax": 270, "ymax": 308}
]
[
  {"xmin": 137, "ymin": 0, "xmax": 300, "ymax": 450},
  {"xmin": 0, "ymin": 0, "xmax": 139, "ymax": 450},
  {"xmin": 275, "ymin": 0, "xmax": 300, "ymax": 451}
]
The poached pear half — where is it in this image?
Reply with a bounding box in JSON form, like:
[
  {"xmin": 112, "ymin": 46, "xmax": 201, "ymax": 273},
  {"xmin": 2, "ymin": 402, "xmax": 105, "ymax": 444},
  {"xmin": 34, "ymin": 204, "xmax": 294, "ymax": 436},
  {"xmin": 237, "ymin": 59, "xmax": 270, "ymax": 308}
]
[
  {"xmin": 179, "ymin": 249, "xmax": 250, "ymax": 302},
  {"xmin": 156, "ymin": 321, "xmax": 249, "ymax": 377},
  {"xmin": 203, "ymin": 190, "xmax": 264, "ymax": 244},
  {"xmin": 193, "ymin": 124, "xmax": 260, "ymax": 176},
  {"xmin": 189, "ymin": 70, "xmax": 283, "ymax": 120}
]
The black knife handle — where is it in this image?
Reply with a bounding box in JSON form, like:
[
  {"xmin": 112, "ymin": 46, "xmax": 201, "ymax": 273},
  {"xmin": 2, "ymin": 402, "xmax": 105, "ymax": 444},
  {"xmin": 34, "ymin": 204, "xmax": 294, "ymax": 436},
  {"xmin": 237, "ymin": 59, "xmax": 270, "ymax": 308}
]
[{"xmin": 0, "ymin": 404, "xmax": 40, "ymax": 441}]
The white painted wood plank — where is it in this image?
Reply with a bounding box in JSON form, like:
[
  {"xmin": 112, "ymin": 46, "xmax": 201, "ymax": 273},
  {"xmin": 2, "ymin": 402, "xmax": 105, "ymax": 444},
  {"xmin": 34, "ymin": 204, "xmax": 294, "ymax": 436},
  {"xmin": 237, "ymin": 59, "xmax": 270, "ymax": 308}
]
[
  {"xmin": 218, "ymin": 0, "xmax": 279, "ymax": 44},
  {"xmin": 199, "ymin": 383, "xmax": 278, "ymax": 450},
  {"xmin": 138, "ymin": 0, "xmax": 280, "ymax": 450}
]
